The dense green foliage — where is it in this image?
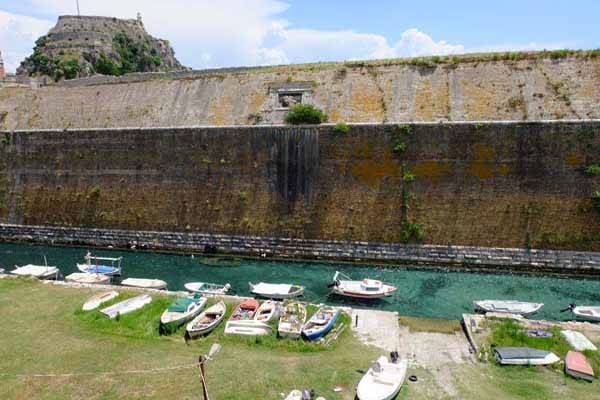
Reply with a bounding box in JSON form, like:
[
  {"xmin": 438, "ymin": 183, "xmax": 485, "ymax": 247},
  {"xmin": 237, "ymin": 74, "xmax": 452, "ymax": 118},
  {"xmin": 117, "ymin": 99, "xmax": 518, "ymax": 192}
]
[
  {"xmin": 112, "ymin": 31, "xmax": 162, "ymax": 75},
  {"xmin": 400, "ymin": 221, "xmax": 423, "ymax": 243},
  {"xmin": 584, "ymin": 164, "xmax": 600, "ymax": 176},
  {"xmin": 593, "ymin": 191, "xmax": 600, "ymax": 215},
  {"xmin": 284, "ymin": 104, "xmax": 327, "ymax": 125},
  {"xmin": 333, "ymin": 122, "xmax": 349, "ymax": 134}
]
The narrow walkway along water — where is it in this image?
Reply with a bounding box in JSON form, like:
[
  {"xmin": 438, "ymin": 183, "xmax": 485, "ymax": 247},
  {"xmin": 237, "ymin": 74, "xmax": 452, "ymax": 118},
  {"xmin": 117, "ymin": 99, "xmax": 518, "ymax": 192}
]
[{"xmin": 1, "ymin": 242, "xmax": 600, "ymax": 321}]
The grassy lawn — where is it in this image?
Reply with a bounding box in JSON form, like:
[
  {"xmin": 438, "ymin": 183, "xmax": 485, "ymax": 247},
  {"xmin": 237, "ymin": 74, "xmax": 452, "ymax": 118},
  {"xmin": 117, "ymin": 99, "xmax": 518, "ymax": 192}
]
[{"xmin": 0, "ymin": 278, "xmax": 380, "ymax": 399}]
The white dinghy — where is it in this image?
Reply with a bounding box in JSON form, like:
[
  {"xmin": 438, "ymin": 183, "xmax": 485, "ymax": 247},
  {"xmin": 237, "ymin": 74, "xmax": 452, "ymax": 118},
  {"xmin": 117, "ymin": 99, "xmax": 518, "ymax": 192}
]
[
  {"xmin": 82, "ymin": 291, "xmax": 119, "ymax": 311},
  {"xmin": 356, "ymin": 355, "xmax": 408, "ymax": 400},
  {"xmin": 186, "ymin": 301, "xmax": 227, "ymax": 339},
  {"xmin": 11, "ymin": 264, "xmax": 60, "ymax": 280},
  {"xmin": 0, "ymin": 267, "xmax": 5, "ymax": 274},
  {"xmin": 249, "ymin": 282, "xmax": 305, "ymax": 300},
  {"xmin": 101, "ymin": 294, "xmax": 152, "ymax": 319},
  {"xmin": 278, "ymin": 301, "xmax": 307, "ymax": 339},
  {"xmin": 253, "ymin": 300, "xmax": 280, "ymax": 323},
  {"xmin": 160, "ymin": 295, "xmax": 207, "ymax": 329},
  {"xmin": 493, "ymin": 347, "xmax": 560, "ymax": 365},
  {"xmin": 224, "ymin": 320, "xmax": 272, "ymax": 336},
  {"xmin": 330, "ymin": 271, "xmax": 397, "ymax": 299},
  {"xmin": 121, "ymin": 278, "xmax": 167, "ymax": 290},
  {"xmin": 66, "ymin": 272, "xmax": 111, "ymax": 285},
  {"xmin": 185, "ymin": 282, "xmax": 231, "ymax": 295},
  {"xmin": 473, "ymin": 300, "xmax": 543, "ymax": 317},
  {"xmin": 571, "ymin": 305, "xmax": 600, "ymax": 322}
]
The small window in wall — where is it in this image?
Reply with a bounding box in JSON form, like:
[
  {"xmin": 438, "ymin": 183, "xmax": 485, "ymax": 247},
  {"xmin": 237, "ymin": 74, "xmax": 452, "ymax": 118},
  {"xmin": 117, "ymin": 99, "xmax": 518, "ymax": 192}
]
[{"xmin": 278, "ymin": 92, "xmax": 303, "ymax": 108}]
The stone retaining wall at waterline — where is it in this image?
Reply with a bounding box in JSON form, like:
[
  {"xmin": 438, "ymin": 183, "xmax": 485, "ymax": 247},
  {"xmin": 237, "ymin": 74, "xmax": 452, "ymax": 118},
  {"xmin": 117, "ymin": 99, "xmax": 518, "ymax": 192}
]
[{"xmin": 1, "ymin": 224, "xmax": 599, "ymax": 276}]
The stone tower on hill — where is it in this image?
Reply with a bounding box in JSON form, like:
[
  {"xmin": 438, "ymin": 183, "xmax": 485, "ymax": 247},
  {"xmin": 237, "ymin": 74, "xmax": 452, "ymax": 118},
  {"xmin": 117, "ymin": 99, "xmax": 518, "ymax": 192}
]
[
  {"xmin": 0, "ymin": 50, "xmax": 5, "ymax": 79},
  {"xmin": 18, "ymin": 15, "xmax": 185, "ymax": 81}
]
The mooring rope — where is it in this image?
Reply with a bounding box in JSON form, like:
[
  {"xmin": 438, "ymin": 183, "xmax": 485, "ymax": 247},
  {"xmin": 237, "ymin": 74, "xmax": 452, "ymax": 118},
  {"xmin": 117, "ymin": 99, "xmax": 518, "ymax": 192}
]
[{"xmin": 0, "ymin": 363, "xmax": 197, "ymax": 378}]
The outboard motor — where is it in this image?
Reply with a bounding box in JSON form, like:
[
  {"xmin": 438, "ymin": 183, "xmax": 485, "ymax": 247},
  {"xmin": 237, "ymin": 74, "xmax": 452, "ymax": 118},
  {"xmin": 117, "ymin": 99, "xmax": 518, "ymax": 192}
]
[
  {"xmin": 390, "ymin": 351, "xmax": 399, "ymax": 364},
  {"xmin": 301, "ymin": 389, "xmax": 315, "ymax": 400},
  {"xmin": 560, "ymin": 303, "xmax": 576, "ymax": 313}
]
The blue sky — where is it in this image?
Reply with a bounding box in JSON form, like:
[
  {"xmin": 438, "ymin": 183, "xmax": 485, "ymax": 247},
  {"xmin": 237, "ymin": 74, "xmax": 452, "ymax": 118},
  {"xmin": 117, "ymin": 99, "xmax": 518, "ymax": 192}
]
[{"xmin": 1, "ymin": 0, "xmax": 598, "ymax": 73}]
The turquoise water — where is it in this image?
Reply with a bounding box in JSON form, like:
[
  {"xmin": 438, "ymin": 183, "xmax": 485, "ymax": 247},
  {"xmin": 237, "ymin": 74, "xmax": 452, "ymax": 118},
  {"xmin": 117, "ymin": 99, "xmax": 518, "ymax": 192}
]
[{"xmin": 1, "ymin": 242, "xmax": 600, "ymax": 321}]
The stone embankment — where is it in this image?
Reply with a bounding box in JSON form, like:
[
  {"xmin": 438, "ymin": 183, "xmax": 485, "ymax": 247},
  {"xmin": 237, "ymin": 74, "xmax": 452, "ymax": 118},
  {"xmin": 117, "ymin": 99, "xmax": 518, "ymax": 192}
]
[{"xmin": 1, "ymin": 223, "xmax": 599, "ymax": 276}]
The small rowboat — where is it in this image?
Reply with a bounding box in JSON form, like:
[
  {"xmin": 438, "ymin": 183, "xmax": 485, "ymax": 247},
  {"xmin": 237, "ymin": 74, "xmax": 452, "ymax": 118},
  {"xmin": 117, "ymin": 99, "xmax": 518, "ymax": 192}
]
[
  {"xmin": 101, "ymin": 294, "xmax": 152, "ymax": 319},
  {"xmin": 121, "ymin": 278, "xmax": 167, "ymax": 290},
  {"xmin": 493, "ymin": 347, "xmax": 560, "ymax": 365},
  {"xmin": 77, "ymin": 252, "xmax": 122, "ymax": 276},
  {"xmin": 253, "ymin": 300, "xmax": 280, "ymax": 323},
  {"xmin": 356, "ymin": 355, "xmax": 408, "ymax": 400},
  {"xmin": 225, "ymin": 299, "xmax": 272, "ymax": 335},
  {"xmin": 0, "ymin": 268, "xmax": 5, "ymax": 274},
  {"xmin": 249, "ymin": 282, "xmax": 305, "ymax": 300},
  {"xmin": 571, "ymin": 305, "xmax": 600, "ymax": 322},
  {"xmin": 302, "ymin": 306, "xmax": 340, "ymax": 341},
  {"xmin": 473, "ymin": 300, "xmax": 543, "ymax": 317},
  {"xmin": 11, "ymin": 264, "xmax": 60, "ymax": 280},
  {"xmin": 160, "ymin": 295, "xmax": 207, "ymax": 329},
  {"xmin": 66, "ymin": 272, "xmax": 111, "ymax": 285},
  {"xmin": 560, "ymin": 330, "xmax": 598, "ymax": 352},
  {"xmin": 278, "ymin": 301, "xmax": 307, "ymax": 339},
  {"xmin": 185, "ymin": 282, "xmax": 231, "ymax": 295},
  {"xmin": 565, "ymin": 351, "xmax": 595, "ymax": 382},
  {"xmin": 330, "ymin": 271, "xmax": 396, "ymax": 299},
  {"xmin": 186, "ymin": 301, "xmax": 227, "ymax": 339},
  {"xmin": 228, "ymin": 299, "xmax": 259, "ymax": 321},
  {"xmin": 82, "ymin": 291, "xmax": 119, "ymax": 311}
]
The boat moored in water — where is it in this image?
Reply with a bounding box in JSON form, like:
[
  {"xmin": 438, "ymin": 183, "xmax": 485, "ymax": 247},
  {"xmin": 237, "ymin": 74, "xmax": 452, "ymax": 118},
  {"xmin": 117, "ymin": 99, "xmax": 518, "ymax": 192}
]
[
  {"xmin": 77, "ymin": 252, "xmax": 122, "ymax": 276},
  {"xmin": 11, "ymin": 264, "xmax": 60, "ymax": 280},
  {"xmin": 493, "ymin": 347, "xmax": 560, "ymax": 365},
  {"xmin": 101, "ymin": 294, "xmax": 152, "ymax": 319},
  {"xmin": 65, "ymin": 272, "xmax": 111, "ymax": 285},
  {"xmin": 302, "ymin": 306, "xmax": 340, "ymax": 341},
  {"xmin": 278, "ymin": 301, "xmax": 307, "ymax": 339},
  {"xmin": 121, "ymin": 278, "xmax": 168, "ymax": 290},
  {"xmin": 570, "ymin": 305, "xmax": 600, "ymax": 322},
  {"xmin": 330, "ymin": 271, "xmax": 397, "ymax": 299},
  {"xmin": 82, "ymin": 291, "xmax": 119, "ymax": 311},
  {"xmin": 473, "ymin": 300, "xmax": 543, "ymax": 317},
  {"xmin": 249, "ymin": 282, "xmax": 305, "ymax": 299},
  {"xmin": 186, "ymin": 301, "xmax": 227, "ymax": 339},
  {"xmin": 185, "ymin": 282, "xmax": 231, "ymax": 295},
  {"xmin": 160, "ymin": 295, "xmax": 207, "ymax": 329},
  {"xmin": 356, "ymin": 355, "xmax": 408, "ymax": 400}
]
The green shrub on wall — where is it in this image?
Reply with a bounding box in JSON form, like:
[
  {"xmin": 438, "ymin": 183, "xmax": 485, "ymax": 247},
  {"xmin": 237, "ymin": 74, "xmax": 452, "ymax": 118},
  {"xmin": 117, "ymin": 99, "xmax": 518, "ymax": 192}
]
[
  {"xmin": 333, "ymin": 123, "xmax": 349, "ymax": 134},
  {"xmin": 400, "ymin": 221, "xmax": 423, "ymax": 243},
  {"xmin": 284, "ymin": 105, "xmax": 327, "ymax": 125},
  {"xmin": 585, "ymin": 164, "xmax": 600, "ymax": 176},
  {"xmin": 593, "ymin": 192, "xmax": 600, "ymax": 215}
]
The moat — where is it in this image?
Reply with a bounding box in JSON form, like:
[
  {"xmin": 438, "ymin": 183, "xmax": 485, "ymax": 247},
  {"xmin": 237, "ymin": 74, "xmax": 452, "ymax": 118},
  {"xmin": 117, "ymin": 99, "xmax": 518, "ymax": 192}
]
[{"xmin": 2, "ymin": 242, "xmax": 600, "ymax": 321}]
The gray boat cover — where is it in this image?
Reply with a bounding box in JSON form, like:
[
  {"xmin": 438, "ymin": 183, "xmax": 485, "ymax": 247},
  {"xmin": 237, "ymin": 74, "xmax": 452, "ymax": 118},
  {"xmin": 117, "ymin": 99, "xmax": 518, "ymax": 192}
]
[{"xmin": 494, "ymin": 347, "xmax": 550, "ymax": 360}]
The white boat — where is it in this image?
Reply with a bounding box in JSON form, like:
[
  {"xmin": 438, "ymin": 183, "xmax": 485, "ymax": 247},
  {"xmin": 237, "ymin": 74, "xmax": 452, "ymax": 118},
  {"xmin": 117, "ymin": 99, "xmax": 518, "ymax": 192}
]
[
  {"xmin": 224, "ymin": 320, "xmax": 272, "ymax": 336},
  {"xmin": 65, "ymin": 272, "xmax": 111, "ymax": 285},
  {"xmin": 186, "ymin": 301, "xmax": 227, "ymax": 339},
  {"xmin": 11, "ymin": 264, "xmax": 60, "ymax": 280},
  {"xmin": 253, "ymin": 300, "xmax": 280, "ymax": 323},
  {"xmin": 185, "ymin": 282, "xmax": 231, "ymax": 295},
  {"xmin": 356, "ymin": 356, "xmax": 408, "ymax": 400},
  {"xmin": 560, "ymin": 330, "xmax": 598, "ymax": 352},
  {"xmin": 0, "ymin": 268, "xmax": 5, "ymax": 274},
  {"xmin": 493, "ymin": 347, "xmax": 560, "ymax": 365},
  {"xmin": 571, "ymin": 305, "xmax": 600, "ymax": 322},
  {"xmin": 77, "ymin": 252, "xmax": 122, "ymax": 276},
  {"xmin": 82, "ymin": 291, "xmax": 119, "ymax": 311},
  {"xmin": 101, "ymin": 294, "xmax": 152, "ymax": 319},
  {"xmin": 330, "ymin": 271, "xmax": 396, "ymax": 299},
  {"xmin": 302, "ymin": 306, "xmax": 340, "ymax": 341},
  {"xmin": 160, "ymin": 295, "xmax": 207, "ymax": 328},
  {"xmin": 121, "ymin": 278, "xmax": 167, "ymax": 290},
  {"xmin": 249, "ymin": 282, "xmax": 305, "ymax": 299},
  {"xmin": 473, "ymin": 300, "xmax": 543, "ymax": 317},
  {"xmin": 285, "ymin": 390, "xmax": 303, "ymax": 400},
  {"xmin": 278, "ymin": 302, "xmax": 307, "ymax": 339}
]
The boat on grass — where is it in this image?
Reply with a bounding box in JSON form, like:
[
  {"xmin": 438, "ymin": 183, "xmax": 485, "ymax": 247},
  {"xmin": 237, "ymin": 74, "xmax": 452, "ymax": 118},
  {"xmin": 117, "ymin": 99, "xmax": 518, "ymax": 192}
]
[
  {"xmin": 11, "ymin": 264, "xmax": 60, "ymax": 280},
  {"xmin": 278, "ymin": 301, "xmax": 307, "ymax": 339},
  {"xmin": 302, "ymin": 306, "xmax": 340, "ymax": 341},
  {"xmin": 330, "ymin": 271, "xmax": 396, "ymax": 299},
  {"xmin": 356, "ymin": 355, "xmax": 408, "ymax": 400},
  {"xmin": 101, "ymin": 294, "xmax": 152, "ymax": 319},
  {"xmin": 160, "ymin": 295, "xmax": 207, "ymax": 329},
  {"xmin": 560, "ymin": 330, "xmax": 597, "ymax": 352},
  {"xmin": 77, "ymin": 252, "xmax": 122, "ymax": 276},
  {"xmin": 565, "ymin": 351, "xmax": 595, "ymax": 382},
  {"xmin": 186, "ymin": 301, "xmax": 227, "ymax": 339},
  {"xmin": 0, "ymin": 267, "xmax": 4, "ymax": 274},
  {"xmin": 249, "ymin": 282, "xmax": 304, "ymax": 300},
  {"xmin": 253, "ymin": 300, "xmax": 280, "ymax": 323},
  {"xmin": 570, "ymin": 305, "xmax": 600, "ymax": 322},
  {"xmin": 121, "ymin": 278, "xmax": 167, "ymax": 290},
  {"xmin": 185, "ymin": 282, "xmax": 231, "ymax": 295},
  {"xmin": 493, "ymin": 347, "xmax": 560, "ymax": 365},
  {"xmin": 473, "ymin": 300, "xmax": 543, "ymax": 317},
  {"xmin": 66, "ymin": 272, "xmax": 111, "ymax": 285},
  {"xmin": 224, "ymin": 299, "xmax": 271, "ymax": 335},
  {"xmin": 83, "ymin": 291, "xmax": 119, "ymax": 311}
]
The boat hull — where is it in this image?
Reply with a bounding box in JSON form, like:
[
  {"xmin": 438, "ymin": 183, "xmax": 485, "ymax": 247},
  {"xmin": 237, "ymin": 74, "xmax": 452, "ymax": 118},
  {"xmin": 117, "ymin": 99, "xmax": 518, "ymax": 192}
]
[
  {"xmin": 302, "ymin": 307, "xmax": 340, "ymax": 341},
  {"xmin": 356, "ymin": 357, "xmax": 408, "ymax": 400},
  {"xmin": 186, "ymin": 302, "xmax": 227, "ymax": 339},
  {"xmin": 184, "ymin": 282, "xmax": 230, "ymax": 295},
  {"xmin": 249, "ymin": 282, "xmax": 305, "ymax": 300},
  {"xmin": 11, "ymin": 265, "xmax": 60, "ymax": 280},
  {"xmin": 572, "ymin": 306, "xmax": 600, "ymax": 322},
  {"xmin": 331, "ymin": 286, "xmax": 396, "ymax": 299},
  {"xmin": 66, "ymin": 272, "xmax": 111, "ymax": 285},
  {"xmin": 473, "ymin": 300, "xmax": 543, "ymax": 317},
  {"xmin": 224, "ymin": 320, "xmax": 272, "ymax": 336},
  {"xmin": 160, "ymin": 298, "xmax": 207, "ymax": 328},
  {"xmin": 82, "ymin": 291, "xmax": 119, "ymax": 311},
  {"xmin": 77, "ymin": 264, "xmax": 121, "ymax": 276},
  {"xmin": 121, "ymin": 278, "xmax": 167, "ymax": 290},
  {"xmin": 100, "ymin": 294, "xmax": 152, "ymax": 319}
]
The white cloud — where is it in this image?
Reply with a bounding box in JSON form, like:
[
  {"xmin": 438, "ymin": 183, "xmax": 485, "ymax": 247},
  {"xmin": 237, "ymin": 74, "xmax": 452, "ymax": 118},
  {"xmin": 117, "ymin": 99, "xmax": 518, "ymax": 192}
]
[
  {"xmin": 394, "ymin": 28, "xmax": 465, "ymax": 57},
  {"xmin": 0, "ymin": 10, "xmax": 53, "ymax": 72}
]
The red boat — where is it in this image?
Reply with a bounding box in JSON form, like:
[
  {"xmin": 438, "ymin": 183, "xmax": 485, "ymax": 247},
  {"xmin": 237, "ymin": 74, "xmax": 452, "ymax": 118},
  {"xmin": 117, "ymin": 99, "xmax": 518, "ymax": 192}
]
[
  {"xmin": 228, "ymin": 299, "xmax": 260, "ymax": 321},
  {"xmin": 565, "ymin": 351, "xmax": 595, "ymax": 382}
]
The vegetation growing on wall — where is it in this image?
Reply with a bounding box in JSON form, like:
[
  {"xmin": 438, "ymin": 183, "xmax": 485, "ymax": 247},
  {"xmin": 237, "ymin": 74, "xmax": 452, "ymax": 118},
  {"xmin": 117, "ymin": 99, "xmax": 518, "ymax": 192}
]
[
  {"xmin": 593, "ymin": 192, "xmax": 600, "ymax": 216},
  {"xmin": 284, "ymin": 104, "xmax": 327, "ymax": 125},
  {"xmin": 333, "ymin": 123, "xmax": 349, "ymax": 134},
  {"xmin": 584, "ymin": 164, "xmax": 600, "ymax": 176},
  {"xmin": 20, "ymin": 36, "xmax": 82, "ymax": 81}
]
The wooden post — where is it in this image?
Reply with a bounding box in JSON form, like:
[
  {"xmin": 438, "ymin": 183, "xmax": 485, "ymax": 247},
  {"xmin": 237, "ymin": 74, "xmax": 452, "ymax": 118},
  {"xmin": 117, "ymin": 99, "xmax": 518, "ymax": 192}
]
[{"xmin": 198, "ymin": 355, "xmax": 209, "ymax": 400}]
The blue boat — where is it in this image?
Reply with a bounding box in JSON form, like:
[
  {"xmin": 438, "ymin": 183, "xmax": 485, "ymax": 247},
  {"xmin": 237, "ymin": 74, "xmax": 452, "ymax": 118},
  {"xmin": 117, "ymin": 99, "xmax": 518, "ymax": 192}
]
[
  {"xmin": 77, "ymin": 252, "xmax": 122, "ymax": 276},
  {"xmin": 302, "ymin": 306, "xmax": 339, "ymax": 341}
]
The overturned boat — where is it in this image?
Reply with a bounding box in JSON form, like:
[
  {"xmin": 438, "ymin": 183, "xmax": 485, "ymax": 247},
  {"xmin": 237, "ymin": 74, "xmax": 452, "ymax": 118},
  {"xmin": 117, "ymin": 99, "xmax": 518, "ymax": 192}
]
[
  {"xmin": 160, "ymin": 295, "xmax": 207, "ymax": 329},
  {"xmin": 121, "ymin": 278, "xmax": 167, "ymax": 290},
  {"xmin": 330, "ymin": 271, "xmax": 396, "ymax": 299},
  {"xmin": 185, "ymin": 281, "xmax": 231, "ymax": 295},
  {"xmin": 186, "ymin": 301, "xmax": 227, "ymax": 339},
  {"xmin": 101, "ymin": 294, "xmax": 152, "ymax": 319},
  {"xmin": 565, "ymin": 351, "xmax": 595, "ymax": 382},
  {"xmin": 473, "ymin": 300, "xmax": 543, "ymax": 317},
  {"xmin": 66, "ymin": 272, "xmax": 111, "ymax": 285},
  {"xmin": 249, "ymin": 282, "xmax": 305, "ymax": 300},
  {"xmin": 356, "ymin": 355, "xmax": 408, "ymax": 400},
  {"xmin": 82, "ymin": 291, "xmax": 119, "ymax": 311},
  {"xmin": 77, "ymin": 253, "xmax": 122, "ymax": 276},
  {"xmin": 278, "ymin": 301, "xmax": 307, "ymax": 339},
  {"xmin": 493, "ymin": 347, "xmax": 560, "ymax": 366},
  {"xmin": 11, "ymin": 264, "xmax": 60, "ymax": 280}
]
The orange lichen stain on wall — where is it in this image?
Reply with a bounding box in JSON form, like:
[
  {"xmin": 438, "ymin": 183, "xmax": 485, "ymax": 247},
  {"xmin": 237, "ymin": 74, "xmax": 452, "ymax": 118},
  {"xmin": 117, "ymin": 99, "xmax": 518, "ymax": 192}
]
[
  {"xmin": 565, "ymin": 153, "xmax": 582, "ymax": 167},
  {"xmin": 209, "ymin": 91, "xmax": 235, "ymax": 125},
  {"xmin": 413, "ymin": 75, "xmax": 449, "ymax": 121},
  {"xmin": 465, "ymin": 144, "xmax": 495, "ymax": 180},
  {"xmin": 459, "ymin": 79, "xmax": 495, "ymax": 120},
  {"xmin": 497, "ymin": 164, "xmax": 511, "ymax": 176},
  {"xmin": 351, "ymin": 151, "xmax": 400, "ymax": 188},
  {"xmin": 411, "ymin": 161, "xmax": 451, "ymax": 182},
  {"xmin": 348, "ymin": 80, "xmax": 385, "ymax": 122}
]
